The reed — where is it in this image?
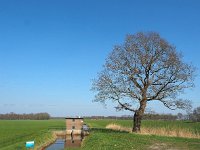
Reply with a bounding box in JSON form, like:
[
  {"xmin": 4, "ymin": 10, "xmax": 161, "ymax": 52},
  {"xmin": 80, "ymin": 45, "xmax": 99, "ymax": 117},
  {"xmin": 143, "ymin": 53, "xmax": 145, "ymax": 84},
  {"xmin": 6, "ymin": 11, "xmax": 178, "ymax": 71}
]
[
  {"xmin": 141, "ymin": 126, "xmax": 200, "ymax": 139},
  {"xmin": 106, "ymin": 123, "xmax": 131, "ymax": 132},
  {"xmin": 106, "ymin": 123, "xmax": 200, "ymax": 139}
]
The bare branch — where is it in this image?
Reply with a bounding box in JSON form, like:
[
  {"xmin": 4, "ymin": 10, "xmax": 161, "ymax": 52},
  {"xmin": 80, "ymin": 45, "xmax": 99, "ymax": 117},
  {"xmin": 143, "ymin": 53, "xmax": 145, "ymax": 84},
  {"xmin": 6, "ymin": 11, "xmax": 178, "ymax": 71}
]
[
  {"xmin": 92, "ymin": 32, "xmax": 195, "ymax": 117},
  {"xmin": 115, "ymin": 100, "xmax": 136, "ymax": 112}
]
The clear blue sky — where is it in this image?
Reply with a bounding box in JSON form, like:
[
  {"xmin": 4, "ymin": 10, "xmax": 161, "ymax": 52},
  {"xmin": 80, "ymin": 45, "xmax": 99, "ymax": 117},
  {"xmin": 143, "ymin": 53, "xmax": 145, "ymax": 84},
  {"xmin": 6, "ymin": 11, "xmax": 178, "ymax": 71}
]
[{"xmin": 0, "ymin": 0, "xmax": 200, "ymax": 117}]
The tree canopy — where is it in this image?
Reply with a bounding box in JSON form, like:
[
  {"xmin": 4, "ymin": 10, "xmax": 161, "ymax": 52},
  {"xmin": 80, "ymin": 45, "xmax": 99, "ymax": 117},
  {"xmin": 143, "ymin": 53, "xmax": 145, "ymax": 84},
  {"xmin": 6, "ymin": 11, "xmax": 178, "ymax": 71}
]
[{"xmin": 92, "ymin": 32, "xmax": 195, "ymax": 132}]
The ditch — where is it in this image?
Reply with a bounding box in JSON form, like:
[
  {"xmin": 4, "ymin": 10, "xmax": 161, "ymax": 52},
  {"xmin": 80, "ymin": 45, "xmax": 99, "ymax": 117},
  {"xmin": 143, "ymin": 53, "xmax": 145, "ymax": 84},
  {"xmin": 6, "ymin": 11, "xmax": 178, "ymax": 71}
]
[{"xmin": 44, "ymin": 134, "xmax": 85, "ymax": 150}]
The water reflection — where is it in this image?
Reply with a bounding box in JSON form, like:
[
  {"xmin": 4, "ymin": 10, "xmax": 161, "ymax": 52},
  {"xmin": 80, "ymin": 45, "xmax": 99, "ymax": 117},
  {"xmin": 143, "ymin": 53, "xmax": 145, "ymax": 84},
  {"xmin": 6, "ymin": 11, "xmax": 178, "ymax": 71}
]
[
  {"xmin": 45, "ymin": 135, "xmax": 83, "ymax": 150},
  {"xmin": 65, "ymin": 135, "xmax": 82, "ymax": 148}
]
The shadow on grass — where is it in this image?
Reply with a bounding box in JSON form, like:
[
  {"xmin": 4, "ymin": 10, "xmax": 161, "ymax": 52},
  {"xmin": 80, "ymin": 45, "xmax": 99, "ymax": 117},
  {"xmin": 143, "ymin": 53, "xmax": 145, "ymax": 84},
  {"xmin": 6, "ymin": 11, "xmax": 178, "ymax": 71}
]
[{"xmin": 90, "ymin": 128, "xmax": 129, "ymax": 133}]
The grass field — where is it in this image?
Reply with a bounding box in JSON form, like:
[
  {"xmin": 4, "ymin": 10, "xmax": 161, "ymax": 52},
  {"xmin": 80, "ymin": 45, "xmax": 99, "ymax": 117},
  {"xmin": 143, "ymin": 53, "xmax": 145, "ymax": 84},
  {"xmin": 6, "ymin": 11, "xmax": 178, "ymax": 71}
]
[
  {"xmin": 82, "ymin": 119, "xmax": 200, "ymax": 149},
  {"xmin": 80, "ymin": 129, "xmax": 200, "ymax": 150},
  {"xmin": 0, "ymin": 120, "xmax": 65, "ymax": 150},
  {"xmin": 0, "ymin": 119, "xmax": 199, "ymax": 150}
]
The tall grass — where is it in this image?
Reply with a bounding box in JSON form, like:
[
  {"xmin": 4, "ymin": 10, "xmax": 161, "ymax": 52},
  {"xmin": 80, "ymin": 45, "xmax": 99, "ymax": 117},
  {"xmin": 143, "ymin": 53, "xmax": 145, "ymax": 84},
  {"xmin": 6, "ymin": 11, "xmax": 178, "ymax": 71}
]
[
  {"xmin": 141, "ymin": 126, "xmax": 200, "ymax": 138},
  {"xmin": 106, "ymin": 123, "xmax": 200, "ymax": 139},
  {"xmin": 106, "ymin": 124, "xmax": 131, "ymax": 132}
]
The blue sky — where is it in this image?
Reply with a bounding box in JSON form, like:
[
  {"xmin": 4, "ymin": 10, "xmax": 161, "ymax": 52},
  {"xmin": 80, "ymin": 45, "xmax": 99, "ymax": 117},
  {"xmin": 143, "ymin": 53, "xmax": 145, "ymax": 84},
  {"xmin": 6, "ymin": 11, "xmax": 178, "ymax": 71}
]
[{"xmin": 0, "ymin": 0, "xmax": 200, "ymax": 116}]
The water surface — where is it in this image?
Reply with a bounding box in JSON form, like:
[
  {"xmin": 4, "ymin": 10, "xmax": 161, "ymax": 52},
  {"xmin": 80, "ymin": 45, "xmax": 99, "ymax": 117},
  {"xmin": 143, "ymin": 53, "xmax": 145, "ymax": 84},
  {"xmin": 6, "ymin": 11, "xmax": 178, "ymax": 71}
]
[{"xmin": 45, "ymin": 135, "xmax": 83, "ymax": 150}]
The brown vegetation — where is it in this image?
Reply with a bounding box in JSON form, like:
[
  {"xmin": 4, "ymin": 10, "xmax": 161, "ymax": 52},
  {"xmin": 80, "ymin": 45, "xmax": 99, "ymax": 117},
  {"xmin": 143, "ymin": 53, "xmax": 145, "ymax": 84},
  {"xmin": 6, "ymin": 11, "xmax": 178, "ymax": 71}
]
[{"xmin": 106, "ymin": 123, "xmax": 200, "ymax": 139}]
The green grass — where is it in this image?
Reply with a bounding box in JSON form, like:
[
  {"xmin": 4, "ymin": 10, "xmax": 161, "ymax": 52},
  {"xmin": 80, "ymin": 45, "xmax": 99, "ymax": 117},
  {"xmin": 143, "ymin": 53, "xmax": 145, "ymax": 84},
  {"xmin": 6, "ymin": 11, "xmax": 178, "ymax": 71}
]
[
  {"xmin": 80, "ymin": 119, "xmax": 200, "ymax": 150},
  {"xmin": 0, "ymin": 119, "xmax": 200, "ymax": 150},
  {"xmin": 0, "ymin": 119, "xmax": 65, "ymax": 149},
  {"xmin": 79, "ymin": 129, "xmax": 200, "ymax": 150}
]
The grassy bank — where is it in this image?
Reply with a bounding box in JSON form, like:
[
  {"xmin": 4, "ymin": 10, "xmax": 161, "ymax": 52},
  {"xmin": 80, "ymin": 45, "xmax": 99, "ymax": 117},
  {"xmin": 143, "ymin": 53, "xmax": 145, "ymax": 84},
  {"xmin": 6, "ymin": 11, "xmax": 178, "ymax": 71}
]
[{"xmin": 78, "ymin": 128, "xmax": 200, "ymax": 150}]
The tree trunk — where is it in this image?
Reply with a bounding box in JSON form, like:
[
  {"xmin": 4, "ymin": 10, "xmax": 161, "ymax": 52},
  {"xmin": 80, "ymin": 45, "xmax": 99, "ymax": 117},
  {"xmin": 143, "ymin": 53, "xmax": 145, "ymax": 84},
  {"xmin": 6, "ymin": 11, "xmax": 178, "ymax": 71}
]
[
  {"xmin": 132, "ymin": 111, "xmax": 142, "ymax": 132},
  {"xmin": 132, "ymin": 101, "xmax": 147, "ymax": 132}
]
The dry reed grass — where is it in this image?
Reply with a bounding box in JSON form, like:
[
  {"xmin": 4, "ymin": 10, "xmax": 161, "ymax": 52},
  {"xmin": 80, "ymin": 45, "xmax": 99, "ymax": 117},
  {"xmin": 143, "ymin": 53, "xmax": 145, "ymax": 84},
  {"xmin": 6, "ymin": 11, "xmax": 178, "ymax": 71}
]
[
  {"xmin": 141, "ymin": 127, "xmax": 200, "ymax": 139},
  {"xmin": 105, "ymin": 123, "xmax": 200, "ymax": 139},
  {"xmin": 106, "ymin": 123, "xmax": 131, "ymax": 132}
]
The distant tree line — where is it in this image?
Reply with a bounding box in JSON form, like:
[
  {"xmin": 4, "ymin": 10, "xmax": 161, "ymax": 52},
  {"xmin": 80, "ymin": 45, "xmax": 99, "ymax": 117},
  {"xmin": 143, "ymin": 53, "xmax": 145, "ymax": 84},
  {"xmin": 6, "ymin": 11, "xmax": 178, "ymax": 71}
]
[
  {"xmin": 84, "ymin": 107, "xmax": 200, "ymax": 122},
  {"xmin": 142, "ymin": 113, "xmax": 177, "ymax": 120},
  {"xmin": 188, "ymin": 107, "xmax": 200, "ymax": 122},
  {"xmin": 84, "ymin": 113, "xmax": 177, "ymax": 120},
  {"xmin": 0, "ymin": 112, "xmax": 50, "ymax": 120}
]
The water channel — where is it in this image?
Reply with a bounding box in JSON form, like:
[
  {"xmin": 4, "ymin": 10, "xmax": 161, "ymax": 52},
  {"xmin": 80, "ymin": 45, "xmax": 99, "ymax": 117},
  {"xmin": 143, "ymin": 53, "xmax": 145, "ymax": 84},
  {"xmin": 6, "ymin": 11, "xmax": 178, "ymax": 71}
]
[{"xmin": 45, "ymin": 134, "xmax": 84, "ymax": 150}]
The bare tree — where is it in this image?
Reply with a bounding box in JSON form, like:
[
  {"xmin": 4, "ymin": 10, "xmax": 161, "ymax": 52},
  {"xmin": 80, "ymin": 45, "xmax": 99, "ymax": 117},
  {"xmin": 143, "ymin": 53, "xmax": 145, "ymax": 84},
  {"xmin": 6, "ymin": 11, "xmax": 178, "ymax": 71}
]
[
  {"xmin": 92, "ymin": 32, "xmax": 195, "ymax": 132},
  {"xmin": 177, "ymin": 113, "xmax": 184, "ymax": 120},
  {"xmin": 189, "ymin": 106, "xmax": 200, "ymax": 122}
]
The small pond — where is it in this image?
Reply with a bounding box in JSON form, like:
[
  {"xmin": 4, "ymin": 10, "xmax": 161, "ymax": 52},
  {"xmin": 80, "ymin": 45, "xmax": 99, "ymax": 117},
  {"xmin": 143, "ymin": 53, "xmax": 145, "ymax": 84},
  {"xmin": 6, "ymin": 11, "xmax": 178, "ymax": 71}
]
[{"xmin": 45, "ymin": 135, "xmax": 84, "ymax": 150}]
